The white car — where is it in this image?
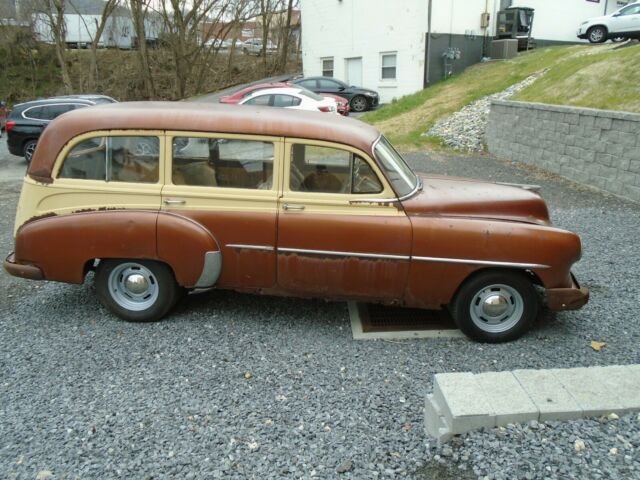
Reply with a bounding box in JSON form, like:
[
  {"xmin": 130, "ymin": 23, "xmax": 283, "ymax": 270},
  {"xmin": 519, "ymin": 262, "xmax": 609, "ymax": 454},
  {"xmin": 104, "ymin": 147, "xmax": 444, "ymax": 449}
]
[
  {"xmin": 239, "ymin": 87, "xmax": 339, "ymax": 114},
  {"xmin": 242, "ymin": 38, "xmax": 277, "ymax": 55},
  {"xmin": 577, "ymin": 2, "xmax": 640, "ymax": 43}
]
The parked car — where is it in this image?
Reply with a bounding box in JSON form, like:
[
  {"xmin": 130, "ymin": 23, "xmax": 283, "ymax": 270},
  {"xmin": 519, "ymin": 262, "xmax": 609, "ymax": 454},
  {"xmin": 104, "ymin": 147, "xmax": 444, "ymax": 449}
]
[
  {"xmin": 242, "ymin": 38, "xmax": 276, "ymax": 55},
  {"xmin": 577, "ymin": 2, "xmax": 640, "ymax": 43},
  {"xmin": 220, "ymin": 82, "xmax": 350, "ymax": 116},
  {"xmin": 4, "ymin": 102, "xmax": 589, "ymax": 342},
  {"xmin": 0, "ymin": 100, "xmax": 7, "ymax": 137},
  {"xmin": 292, "ymin": 76, "xmax": 379, "ymax": 112},
  {"xmin": 204, "ymin": 38, "xmax": 233, "ymax": 50},
  {"xmin": 239, "ymin": 87, "xmax": 339, "ymax": 114},
  {"xmin": 6, "ymin": 95, "xmax": 117, "ymax": 162}
]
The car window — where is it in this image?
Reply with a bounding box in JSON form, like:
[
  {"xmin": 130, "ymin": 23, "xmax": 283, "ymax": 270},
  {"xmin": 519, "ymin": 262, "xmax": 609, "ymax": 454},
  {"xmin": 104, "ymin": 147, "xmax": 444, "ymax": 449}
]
[
  {"xmin": 289, "ymin": 144, "xmax": 382, "ymax": 194},
  {"xmin": 59, "ymin": 135, "xmax": 159, "ymax": 183},
  {"xmin": 23, "ymin": 106, "xmax": 47, "ymax": 120},
  {"xmin": 317, "ymin": 79, "xmax": 340, "ymax": 89},
  {"xmin": 48, "ymin": 104, "xmax": 77, "ymax": 119},
  {"xmin": 172, "ymin": 137, "xmax": 274, "ymax": 190},
  {"xmin": 244, "ymin": 95, "xmax": 272, "ymax": 106},
  {"xmin": 298, "ymin": 90, "xmax": 324, "ymax": 101},
  {"xmin": 296, "ymin": 79, "xmax": 317, "ymax": 89},
  {"xmin": 273, "ymin": 94, "xmax": 301, "ymax": 107},
  {"xmin": 619, "ymin": 5, "xmax": 640, "ymax": 15}
]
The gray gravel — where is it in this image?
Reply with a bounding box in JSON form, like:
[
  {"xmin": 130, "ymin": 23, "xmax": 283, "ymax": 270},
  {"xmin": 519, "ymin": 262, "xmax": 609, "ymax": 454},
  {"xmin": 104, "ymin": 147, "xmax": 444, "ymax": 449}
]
[
  {"xmin": 1, "ymin": 137, "xmax": 640, "ymax": 479},
  {"xmin": 425, "ymin": 70, "xmax": 547, "ymax": 152}
]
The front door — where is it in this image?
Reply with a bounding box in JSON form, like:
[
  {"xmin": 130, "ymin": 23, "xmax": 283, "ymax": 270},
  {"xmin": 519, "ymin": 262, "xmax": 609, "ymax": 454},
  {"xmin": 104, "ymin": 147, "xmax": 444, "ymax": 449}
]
[
  {"xmin": 611, "ymin": 4, "xmax": 640, "ymax": 33},
  {"xmin": 346, "ymin": 57, "xmax": 363, "ymax": 86},
  {"xmin": 276, "ymin": 139, "xmax": 412, "ymax": 302},
  {"xmin": 161, "ymin": 132, "xmax": 282, "ymax": 289}
]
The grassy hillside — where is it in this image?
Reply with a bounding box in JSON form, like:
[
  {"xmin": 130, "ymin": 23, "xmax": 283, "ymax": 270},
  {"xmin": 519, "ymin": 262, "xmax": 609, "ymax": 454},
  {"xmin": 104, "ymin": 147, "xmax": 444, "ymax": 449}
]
[{"xmin": 364, "ymin": 43, "xmax": 640, "ymax": 148}]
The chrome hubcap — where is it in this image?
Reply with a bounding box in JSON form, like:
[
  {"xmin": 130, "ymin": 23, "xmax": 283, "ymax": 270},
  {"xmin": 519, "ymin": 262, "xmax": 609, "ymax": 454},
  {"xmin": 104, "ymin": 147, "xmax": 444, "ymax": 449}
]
[
  {"xmin": 482, "ymin": 294, "xmax": 510, "ymax": 318},
  {"xmin": 470, "ymin": 284, "xmax": 524, "ymax": 333},
  {"xmin": 352, "ymin": 98, "xmax": 366, "ymax": 111},
  {"xmin": 591, "ymin": 29, "xmax": 604, "ymax": 41},
  {"xmin": 124, "ymin": 273, "xmax": 149, "ymax": 295},
  {"xmin": 108, "ymin": 263, "xmax": 158, "ymax": 311}
]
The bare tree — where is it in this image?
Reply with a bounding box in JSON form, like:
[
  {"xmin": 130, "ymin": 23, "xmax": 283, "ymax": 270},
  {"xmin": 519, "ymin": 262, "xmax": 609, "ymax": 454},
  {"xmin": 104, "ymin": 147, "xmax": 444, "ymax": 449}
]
[
  {"xmin": 39, "ymin": 0, "xmax": 73, "ymax": 93},
  {"xmin": 129, "ymin": 0, "xmax": 155, "ymax": 98},
  {"xmin": 69, "ymin": 0, "xmax": 120, "ymax": 90},
  {"xmin": 276, "ymin": 0, "xmax": 294, "ymax": 73},
  {"xmin": 258, "ymin": 0, "xmax": 275, "ymax": 74},
  {"xmin": 158, "ymin": 0, "xmax": 236, "ymax": 99}
]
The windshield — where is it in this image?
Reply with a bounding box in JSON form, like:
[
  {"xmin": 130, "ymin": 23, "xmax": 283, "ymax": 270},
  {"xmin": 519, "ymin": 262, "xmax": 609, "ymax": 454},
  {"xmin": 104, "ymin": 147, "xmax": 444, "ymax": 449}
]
[
  {"xmin": 298, "ymin": 89, "xmax": 324, "ymax": 101},
  {"xmin": 374, "ymin": 136, "xmax": 419, "ymax": 198}
]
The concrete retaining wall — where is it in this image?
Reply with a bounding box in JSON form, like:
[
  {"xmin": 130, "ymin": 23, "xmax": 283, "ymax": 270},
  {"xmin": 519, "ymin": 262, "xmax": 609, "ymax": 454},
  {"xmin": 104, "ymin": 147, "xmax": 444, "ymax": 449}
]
[{"xmin": 486, "ymin": 100, "xmax": 640, "ymax": 203}]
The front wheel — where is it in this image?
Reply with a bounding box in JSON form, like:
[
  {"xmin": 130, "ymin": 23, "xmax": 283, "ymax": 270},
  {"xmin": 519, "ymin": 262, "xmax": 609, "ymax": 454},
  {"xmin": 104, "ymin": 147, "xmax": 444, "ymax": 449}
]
[
  {"xmin": 350, "ymin": 95, "xmax": 368, "ymax": 112},
  {"xmin": 587, "ymin": 26, "xmax": 608, "ymax": 44},
  {"xmin": 450, "ymin": 271, "xmax": 539, "ymax": 343},
  {"xmin": 95, "ymin": 259, "xmax": 179, "ymax": 322}
]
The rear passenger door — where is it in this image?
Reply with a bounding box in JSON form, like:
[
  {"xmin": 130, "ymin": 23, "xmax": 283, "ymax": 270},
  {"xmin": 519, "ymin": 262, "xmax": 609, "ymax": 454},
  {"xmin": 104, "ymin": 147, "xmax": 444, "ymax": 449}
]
[{"xmin": 161, "ymin": 132, "xmax": 282, "ymax": 289}]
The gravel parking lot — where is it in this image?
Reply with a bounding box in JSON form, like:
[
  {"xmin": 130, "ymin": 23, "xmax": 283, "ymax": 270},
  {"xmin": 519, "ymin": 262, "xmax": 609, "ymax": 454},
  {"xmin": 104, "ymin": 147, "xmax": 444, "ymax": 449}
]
[{"xmin": 1, "ymin": 135, "xmax": 639, "ymax": 480}]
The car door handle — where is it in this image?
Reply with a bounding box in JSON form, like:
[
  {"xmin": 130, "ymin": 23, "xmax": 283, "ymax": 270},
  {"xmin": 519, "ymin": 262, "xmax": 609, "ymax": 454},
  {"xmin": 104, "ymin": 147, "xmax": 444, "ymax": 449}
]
[
  {"xmin": 163, "ymin": 199, "xmax": 186, "ymax": 205},
  {"xmin": 282, "ymin": 203, "xmax": 305, "ymax": 211}
]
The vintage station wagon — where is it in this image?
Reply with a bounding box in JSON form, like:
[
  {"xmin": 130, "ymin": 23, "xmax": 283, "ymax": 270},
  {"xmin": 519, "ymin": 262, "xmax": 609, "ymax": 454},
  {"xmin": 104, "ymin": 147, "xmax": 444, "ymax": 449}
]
[{"xmin": 4, "ymin": 102, "xmax": 588, "ymax": 342}]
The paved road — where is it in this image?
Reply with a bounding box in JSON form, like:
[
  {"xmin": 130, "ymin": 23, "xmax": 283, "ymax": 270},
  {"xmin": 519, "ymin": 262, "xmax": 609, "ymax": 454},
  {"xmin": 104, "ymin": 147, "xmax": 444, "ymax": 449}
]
[{"xmin": 1, "ymin": 132, "xmax": 638, "ymax": 479}]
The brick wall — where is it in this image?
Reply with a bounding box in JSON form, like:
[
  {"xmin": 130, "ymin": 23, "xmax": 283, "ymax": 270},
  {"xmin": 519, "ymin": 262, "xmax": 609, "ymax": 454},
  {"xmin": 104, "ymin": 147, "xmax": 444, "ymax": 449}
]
[{"xmin": 486, "ymin": 100, "xmax": 640, "ymax": 203}]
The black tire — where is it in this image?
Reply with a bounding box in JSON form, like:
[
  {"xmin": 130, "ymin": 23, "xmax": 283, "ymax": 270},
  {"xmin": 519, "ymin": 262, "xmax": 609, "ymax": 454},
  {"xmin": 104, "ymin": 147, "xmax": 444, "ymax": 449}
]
[
  {"xmin": 23, "ymin": 139, "xmax": 37, "ymax": 163},
  {"xmin": 587, "ymin": 26, "xmax": 608, "ymax": 44},
  {"xmin": 95, "ymin": 259, "xmax": 179, "ymax": 322},
  {"xmin": 350, "ymin": 95, "xmax": 368, "ymax": 113},
  {"xmin": 450, "ymin": 271, "xmax": 539, "ymax": 343},
  {"xmin": 612, "ymin": 36, "xmax": 627, "ymax": 43}
]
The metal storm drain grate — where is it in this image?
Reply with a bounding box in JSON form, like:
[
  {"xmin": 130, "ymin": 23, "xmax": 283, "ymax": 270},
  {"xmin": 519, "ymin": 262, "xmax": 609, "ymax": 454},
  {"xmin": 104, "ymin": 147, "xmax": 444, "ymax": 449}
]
[{"xmin": 348, "ymin": 302, "xmax": 464, "ymax": 340}]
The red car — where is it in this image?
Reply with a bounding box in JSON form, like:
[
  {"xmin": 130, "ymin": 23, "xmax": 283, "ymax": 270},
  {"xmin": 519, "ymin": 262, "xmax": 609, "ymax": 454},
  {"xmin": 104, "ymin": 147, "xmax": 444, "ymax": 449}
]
[
  {"xmin": 220, "ymin": 82, "xmax": 350, "ymax": 116},
  {"xmin": 0, "ymin": 101, "xmax": 7, "ymax": 135}
]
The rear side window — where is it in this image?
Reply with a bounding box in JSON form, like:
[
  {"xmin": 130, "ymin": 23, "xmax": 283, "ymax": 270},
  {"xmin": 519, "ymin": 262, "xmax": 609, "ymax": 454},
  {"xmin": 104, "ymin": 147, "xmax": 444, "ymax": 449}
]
[
  {"xmin": 172, "ymin": 137, "xmax": 274, "ymax": 190},
  {"xmin": 59, "ymin": 135, "xmax": 159, "ymax": 183},
  {"xmin": 244, "ymin": 95, "xmax": 271, "ymax": 106},
  {"xmin": 273, "ymin": 95, "xmax": 301, "ymax": 107}
]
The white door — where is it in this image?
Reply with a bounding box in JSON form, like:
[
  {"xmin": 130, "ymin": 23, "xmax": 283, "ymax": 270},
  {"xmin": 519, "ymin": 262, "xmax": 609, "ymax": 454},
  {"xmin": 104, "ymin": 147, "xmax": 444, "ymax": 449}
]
[{"xmin": 345, "ymin": 57, "xmax": 363, "ymax": 87}]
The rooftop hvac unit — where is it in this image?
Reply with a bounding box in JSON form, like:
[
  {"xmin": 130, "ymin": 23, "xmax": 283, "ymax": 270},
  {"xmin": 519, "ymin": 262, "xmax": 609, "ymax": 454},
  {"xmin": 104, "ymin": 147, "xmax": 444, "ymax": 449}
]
[{"xmin": 491, "ymin": 39, "xmax": 518, "ymax": 59}]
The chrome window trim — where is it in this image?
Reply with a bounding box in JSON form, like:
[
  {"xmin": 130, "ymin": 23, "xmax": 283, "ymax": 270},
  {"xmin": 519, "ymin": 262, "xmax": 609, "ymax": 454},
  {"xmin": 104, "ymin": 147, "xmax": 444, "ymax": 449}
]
[
  {"xmin": 278, "ymin": 247, "xmax": 410, "ymax": 261},
  {"xmin": 412, "ymin": 256, "xmax": 549, "ymax": 269},
  {"xmin": 21, "ymin": 102, "xmax": 93, "ymax": 121},
  {"xmin": 226, "ymin": 244, "xmax": 275, "ymax": 252},
  {"xmin": 372, "ymin": 135, "xmax": 422, "ymax": 201}
]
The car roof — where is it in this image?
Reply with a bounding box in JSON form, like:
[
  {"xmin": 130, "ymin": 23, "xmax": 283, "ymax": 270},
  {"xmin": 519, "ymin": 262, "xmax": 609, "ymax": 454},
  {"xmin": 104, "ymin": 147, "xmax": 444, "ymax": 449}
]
[
  {"xmin": 296, "ymin": 77, "xmax": 344, "ymax": 82},
  {"xmin": 28, "ymin": 101, "xmax": 382, "ymax": 183}
]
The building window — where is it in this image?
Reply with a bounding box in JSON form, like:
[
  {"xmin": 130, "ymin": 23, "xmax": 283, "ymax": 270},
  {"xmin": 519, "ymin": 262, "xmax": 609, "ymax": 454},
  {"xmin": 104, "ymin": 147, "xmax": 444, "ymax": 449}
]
[
  {"xmin": 381, "ymin": 53, "xmax": 397, "ymax": 80},
  {"xmin": 322, "ymin": 57, "xmax": 334, "ymax": 77}
]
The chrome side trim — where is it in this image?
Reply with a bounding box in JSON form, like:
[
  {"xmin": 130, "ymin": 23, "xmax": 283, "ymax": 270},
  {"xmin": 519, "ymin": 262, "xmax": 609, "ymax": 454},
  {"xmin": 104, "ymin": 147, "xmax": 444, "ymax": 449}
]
[
  {"xmin": 226, "ymin": 244, "xmax": 275, "ymax": 252},
  {"xmin": 495, "ymin": 181, "xmax": 542, "ymax": 193},
  {"xmin": 349, "ymin": 197, "xmax": 399, "ymax": 204},
  {"xmin": 194, "ymin": 251, "xmax": 222, "ymax": 288},
  {"xmin": 278, "ymin": 247, "xmax": 410, "ymax": 261},
  {"xmin": 412, "ymin": 256, "xmax": 549, "ymax": 269}
]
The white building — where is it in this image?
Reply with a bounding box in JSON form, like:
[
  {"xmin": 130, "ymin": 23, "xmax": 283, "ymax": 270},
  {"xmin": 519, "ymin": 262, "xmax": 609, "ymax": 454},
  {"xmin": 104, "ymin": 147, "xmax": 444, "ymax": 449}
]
[{"xmin": 301, "ymin": 0, "xmax": 630, "ymax": 104}]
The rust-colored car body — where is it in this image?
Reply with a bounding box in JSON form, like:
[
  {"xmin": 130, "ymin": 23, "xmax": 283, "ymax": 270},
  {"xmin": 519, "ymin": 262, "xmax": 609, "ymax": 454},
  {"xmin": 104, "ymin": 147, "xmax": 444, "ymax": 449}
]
[{"xmin": 5, "ymin": 102, "xmax": 588, "ymax": 338}]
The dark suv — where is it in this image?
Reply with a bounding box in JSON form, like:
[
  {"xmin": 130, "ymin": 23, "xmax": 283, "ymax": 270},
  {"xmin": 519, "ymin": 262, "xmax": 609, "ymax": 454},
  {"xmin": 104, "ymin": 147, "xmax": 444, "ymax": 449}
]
[{"xmin": 6, "ymin": 95, "xmax": 116, "ymax": 162}]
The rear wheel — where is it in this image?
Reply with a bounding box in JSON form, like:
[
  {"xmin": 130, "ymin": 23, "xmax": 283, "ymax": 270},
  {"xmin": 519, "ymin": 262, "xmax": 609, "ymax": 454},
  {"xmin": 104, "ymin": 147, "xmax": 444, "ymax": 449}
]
[
  {"xmin": 451, "ymin": 271, "xmax": 539, "ymax": 343},
  {"xmin": 95, "ymin": 259, "xmax": 179, "ymax": 322},
  {"xmin": 587, "ymin": 26, "xmax": 608, "ymax": 43},
  {"xmin": 350, "ymin": 95, "xmax": 368, "ymax": 112},
  {"xmin": 23, "ymin": 140, "xmax": 37, "ymax": 163}
]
